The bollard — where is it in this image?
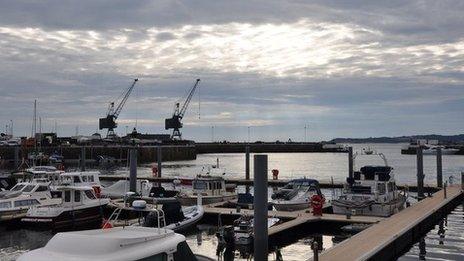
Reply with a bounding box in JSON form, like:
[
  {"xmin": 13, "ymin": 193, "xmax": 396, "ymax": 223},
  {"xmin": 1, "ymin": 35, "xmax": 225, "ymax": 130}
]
[
  {"xmin": 416, "ymin": 147, "xmax": 424, "ymax": 200},
  {"xmin": 348, "ymin": 147, "xmax": 354, "ymax": 179},
  {"xmin": 245, "ymin": 146, "xmax": 250, "ymax": 193},
  {"xmin": 129, "ymin": 149, "xmax": 137, "ymax": 193},
  {"xmin": 80, "ymin": 146, "xmax": 86, "ymax": 171},
  {"xmin": 312, "ymin": 241, "xmax": 319, "ymax": 261},
  {"xmin": 253, "ymin": 154, "xmax": 268, "ymax": 261},
  {"xmin": 436, "ymin": 148, "xmax": 443, "ymax": 188}
]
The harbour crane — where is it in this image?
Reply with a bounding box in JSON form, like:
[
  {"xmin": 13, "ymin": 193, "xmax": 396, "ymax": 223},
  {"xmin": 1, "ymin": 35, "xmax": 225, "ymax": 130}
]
[
  {"xmin": 165, "ymin": 79, "xmax": 200, "ymax": 140},
  {"xmin": 99, "ymin": 79, "xmax": 138, "ymax": 138}
]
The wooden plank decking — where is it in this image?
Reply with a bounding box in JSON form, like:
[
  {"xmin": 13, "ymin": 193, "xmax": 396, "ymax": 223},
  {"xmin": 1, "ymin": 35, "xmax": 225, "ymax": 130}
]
[{"xmin": 318, "ymin": 185, "xmax": 463, "ymax": 261}]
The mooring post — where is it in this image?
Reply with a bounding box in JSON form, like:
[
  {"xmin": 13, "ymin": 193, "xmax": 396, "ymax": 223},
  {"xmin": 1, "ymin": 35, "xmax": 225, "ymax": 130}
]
[
  {"xmin": 14, "ymin": 146, "xmax": 20, "ymax": 169},
  {"xmin": 461, "ymin": 172, "xmax": 464, "ymax": 191},
  {"xmin": 437, "ymin": 147, "xmax": 443, "ymax": 188},
  {"xmin": 254, "ymin": 154, "xmax": 268, "ymax": 261},
  {"xmin": 348, "ymin": 147, "xmax": 354, "ymax": 179},
  {"xmin": 416, "ymin": 147, "xmax": 425, "ymax": 200},
  {"xmin": 157, "ymin": 146, "xmax": 162, "ymax": 178},
  {"xmin": 80, "ymin": 146, "xmax": 86, "ymax": 171},
  {"xmin": 129, "ymin": 148, "xmax": 137, "ymax": 193},
  {"xmin": 312, "ymin": 240, "xmax": 319, "ymax": 261},
  {"xmin": 245, "ymin": 146, "xmax": 250, "ymax": 193},
  {"xmin": 444, "ymin": 181, "xmax": 447, "ymax": 199}
]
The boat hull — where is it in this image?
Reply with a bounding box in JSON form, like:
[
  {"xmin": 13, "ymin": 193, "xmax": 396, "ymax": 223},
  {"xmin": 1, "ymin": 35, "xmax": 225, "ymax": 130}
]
[
  {"xmin": 21, "ymin": 205, "xmax": 105, "ymax": 231},
  {"xmin": 273, "ymin": 201, "xmax": 310, "ymax": 212},
  {"xmin": 178, "ymin": 195, "xmax": 237, "ymax": 206},
  {"xmin": 332, "ymin": 195, "xmax": 406, "ymax": 217}
]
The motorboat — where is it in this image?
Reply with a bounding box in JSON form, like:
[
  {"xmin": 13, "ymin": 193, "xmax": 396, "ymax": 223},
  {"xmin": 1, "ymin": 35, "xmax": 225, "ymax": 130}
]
[
  {"xmin": 58, "ymin": 171, "xmax": 102, "ymax": 195},
  {"xmin": 17, "ymin": 226, "xmax": 214, "ymax": 261},
  {"xmin": 233, "ymin": 215, "xmax": 280, "ymax": 245},
  {"xmin": 332, "ymin": 153, "xmax": 407, "ymax": 217},
  {"xmin": 13, "ymin": 166, "xmax": 64, "ymax": 185},
  {"xmin": 178, "ymin": 175, "xmax": 236, "ymax": 206},
  {"xmin": 362, "ymin": 147, "xmax": 375, "ymax": 155},
  {"xmin": 101, "ymin": 179, "xmax": 153, "ymax": 198},
  {"xmin": 107, "ymin": 195, "xmax": 203, "ymax": 232},
  {"xmin": 0, "ymin": 180, "xmax": 61, "ymax": 222},
  {"xmin": 422, "ymin": 145, "xmax": 459, "ymax": 155},
  {"xmin": 270, "ymin": 178, "xmax": 323, "ymax": 211},
  {"xmin": 21, "ymin": 186, "xmax": 110, "ymax": 230}
]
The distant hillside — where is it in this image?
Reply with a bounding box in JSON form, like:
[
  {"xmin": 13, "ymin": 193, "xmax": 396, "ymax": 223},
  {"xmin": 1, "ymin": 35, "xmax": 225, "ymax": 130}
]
[{"xmin": 330, "ymin": 134, "xmax": 464, "ymax": 144}]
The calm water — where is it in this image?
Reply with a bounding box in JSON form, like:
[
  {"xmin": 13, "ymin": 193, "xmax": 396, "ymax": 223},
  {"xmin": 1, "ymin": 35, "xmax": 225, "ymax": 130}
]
[{"xmin": 1, "ymin": 143, "xmax": 464, "ymax": 260}]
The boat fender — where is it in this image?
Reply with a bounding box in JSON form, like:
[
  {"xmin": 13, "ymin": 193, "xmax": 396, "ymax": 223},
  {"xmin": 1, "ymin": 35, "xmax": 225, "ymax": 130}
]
[
  {"xmin": 152, "ymin": 165, "xmax": 158, "ymax": 177},
  {"xmin": 93, "ymin": 186, "xmax": 101, "ymax": 198},
  {"xmin": 102, "ymin": 219, "xmax": 113, "ymax": 229},
  {"xmin": 132, "ymin": 200, "xmax": 147, "ymax": 209}
]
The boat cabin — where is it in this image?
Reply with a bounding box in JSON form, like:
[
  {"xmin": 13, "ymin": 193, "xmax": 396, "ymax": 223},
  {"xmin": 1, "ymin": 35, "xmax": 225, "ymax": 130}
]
[
  {"xmin": 346, "ymin": 165, "xmax": 398, "ymax": 202},
  {"xmin": 57, "ymin": 186, "xmax": 98, "ymax": 207},
  {"xmin": 59, "ymin": 172, "xmax": 100, "ymax": 188},
  {"xmin": 192, "ymin": 176, "xmax": 226, "ymax": 196},
  {"xmin": 0, "ymin": 182, "xmax": 53, "ymax": 211}
]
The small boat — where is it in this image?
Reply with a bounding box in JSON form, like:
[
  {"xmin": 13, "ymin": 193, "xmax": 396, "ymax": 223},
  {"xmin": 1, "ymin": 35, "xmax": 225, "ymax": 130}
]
[
  {"xmin": 17, "ymin": 226, "xmax": 214, "ymax": 261},
  {"xmin": 0, "ymin": 180, "xmax": 61, "ymax": 223},
  {"xmin": 422, "ymin": 145, "xmax": 459, "ymax": 155},
  {"xmin": 178, "ymin": 175, "xmax": 236, "ymax": 206},
  {"xmin": 270, "ymin": 178, "xmax": 323, "ymax": 211},
  {"xmin": 13, "ymin": 166, "xmax": 64, "ymax": 185},
  {"xmin": 58, "ymin": 171, "xmax": 102, "ymax": 195},
  {"xmin": 21, "ymin": 186, "xmax": 110, "ymax": 230},
  {"xmin": 362, "ymin": 147, "xmax": 375, "ymax": 155},
  {"xmin": 101, "ymin": 179, "xmax": 153, "ymax": 198},
  {"xmin": 332, "ymin": 154, "xmax": 407, "ymax": 217},
  {"xmin": 233, "ymin": 215, "xmax": 280, "ymax": 245},
  {"xmin": 107, "ymin": 195, "xmax": 203, "ymax": 232},
  {"xmin": 49, "ymin": 152, "xmax": 64, "ymax": 164}
]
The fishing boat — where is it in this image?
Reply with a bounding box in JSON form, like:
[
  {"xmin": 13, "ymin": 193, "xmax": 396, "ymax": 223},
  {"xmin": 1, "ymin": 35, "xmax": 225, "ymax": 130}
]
[
  {"xmin": 0, "ymin": 180, "xmax": 61, "ymax": 223},
  {"xmin": 21, "ymin": 186, "xmax": 110, "ymax": 230},
  {"xmin": 332, "ymin": 154, "xmax": 407, "ymax": 217},
  {"xmin": 270, "ymin": 178, "xmax": 323, "ymax": 211},
  {"xmin": 107, "ymin": 195, "xmax": 203, "ymax": 232},
  {"xmin": 17, "ymin": 225, "xmax": 214, "ymax": 261},
  {"xmin": 178, "ymin": 175, "xmax": 236, "ymax": 206},
  {"xmin": 233, "ymin": 215, "xmax": 280, "ymax": 245}
]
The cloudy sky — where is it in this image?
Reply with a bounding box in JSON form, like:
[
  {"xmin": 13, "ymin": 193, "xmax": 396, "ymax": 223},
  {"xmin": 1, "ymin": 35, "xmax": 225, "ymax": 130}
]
[{"xmin": 0, "ymin": 1, "xmax": 463, "ymax": 141}]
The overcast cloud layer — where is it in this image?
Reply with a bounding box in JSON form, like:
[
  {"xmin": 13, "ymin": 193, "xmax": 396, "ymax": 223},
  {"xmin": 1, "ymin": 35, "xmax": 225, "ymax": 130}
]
[{"xmin": 0, "ymin": 1, "xmax": 463, "ymax": 141}]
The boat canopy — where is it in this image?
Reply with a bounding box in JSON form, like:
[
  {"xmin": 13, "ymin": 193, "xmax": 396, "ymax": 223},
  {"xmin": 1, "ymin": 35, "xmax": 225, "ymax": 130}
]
[{"xmin": 360, "ymin": 166, "xmax": 392, "ymax": 181}]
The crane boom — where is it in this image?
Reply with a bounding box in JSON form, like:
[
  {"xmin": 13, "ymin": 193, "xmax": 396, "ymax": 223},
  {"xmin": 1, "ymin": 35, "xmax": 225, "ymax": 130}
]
[
  {"xmin": 112, "ymin": 78, "xmax": 138, "ymax": 118},
  {"xmin": 178, "ymin": 79, "xmax": 200, "ymax": 118}
]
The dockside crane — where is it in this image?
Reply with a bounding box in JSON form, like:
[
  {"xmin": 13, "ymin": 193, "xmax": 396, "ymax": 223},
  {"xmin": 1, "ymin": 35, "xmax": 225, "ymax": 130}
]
[
  {"xmin": 99, "ymin": 79, "xmax": 138, "ymax": 138},
  {"xmin": 165, "ymin": 79, "xmax": 201, "ymax": 140}
]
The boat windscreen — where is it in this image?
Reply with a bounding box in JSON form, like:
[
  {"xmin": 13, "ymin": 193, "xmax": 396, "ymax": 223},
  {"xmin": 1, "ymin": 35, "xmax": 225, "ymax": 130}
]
[
  {"xmin": 193, "ymin": 181, "xmax": 207, "ymax": 190},
  {"xmin": 22, "ymin": 185, "xmax": 35, "ymax": 192},
  {"xmin": 11, "ymin": 184, "xmax": 25, "ymax": 191}
]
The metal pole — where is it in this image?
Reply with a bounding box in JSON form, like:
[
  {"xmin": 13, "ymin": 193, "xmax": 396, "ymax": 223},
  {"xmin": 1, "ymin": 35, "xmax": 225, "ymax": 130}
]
[
  {"xmin": 245, "ymin": 146, "xmax": 250, "ymax": 193},
  {"xmin": 254, "ymin": 154, "xmax": 268, "ymax": 261},
  {"xmin": 129, "ymin": 149, "xmax": 137, "ymax": 193},
  {"xmin": 461, "ymin": 172, "xmax": 464, "ymax": 191},
  {"xmin": 157, "ymin": 146, "xmax": 162, "ymax": 178},
  {"xmin": 312, "ymin": 241, "xmax": 319, "ymax": 261},
  {"xmin": 417, "ymin": 147, "xmax": 424, "ymax": 199},
  {"xmin": 348, "ymin": 147, "xmax": 354, "ymax": 179},
  {"xmin": 437, "ymin": 147, "xmax": 443, "ymax": 188},
  {"xmin": 80, "ymin": 146, "xmax": 86, "ymax": 171},
  {"xmin": 444, "ymin": 181, "xmax": 447, "ymax": 199},
  {"xmin": 14, "ymin": 146, "xmax": 20, "ymax": 169}
]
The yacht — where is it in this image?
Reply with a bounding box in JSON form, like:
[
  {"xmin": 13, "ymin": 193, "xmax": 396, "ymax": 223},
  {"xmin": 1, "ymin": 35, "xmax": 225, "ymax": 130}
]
[
  {"xmin": 17, "ymin": 226, "xmax": 214, "ymax": 261},
  {"xmin": 0, "ymin": 180, "xmax": 61, "ymax": 223},
  {"xmin": 21, "ymin": 186, "xmax": 110, "ymax": 230},
  {"xmin": 270, "ymin": 178, "xmax": 323, "ymax": 211},
  {"xmin": 332, "ymin": 154, "xmax": 407, "ymax": 217},
  {"xmin": 178, "ymin": 175, "xmax": 236, "ymax": 206}
]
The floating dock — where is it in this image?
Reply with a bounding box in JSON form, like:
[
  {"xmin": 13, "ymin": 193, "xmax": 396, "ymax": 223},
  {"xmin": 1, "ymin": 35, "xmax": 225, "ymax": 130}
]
[{"xmin": 318, "ymin": 185, "xmax": 463, "ymax": 260}]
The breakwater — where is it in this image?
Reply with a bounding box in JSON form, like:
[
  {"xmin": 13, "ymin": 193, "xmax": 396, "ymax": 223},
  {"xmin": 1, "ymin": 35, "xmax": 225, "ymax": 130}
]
[{"xmin": 195, "ymin": 142, "xmax": 345, "ymax": 154}]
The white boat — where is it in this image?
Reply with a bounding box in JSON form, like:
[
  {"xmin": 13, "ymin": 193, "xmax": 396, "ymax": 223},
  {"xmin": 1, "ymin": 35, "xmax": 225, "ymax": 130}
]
[
  {"xmin": 422, "ymin": 145, "xmax": 459, "ymax": 155},
  {"xmin": 233, "ymin": 215, "xmax": 280, "ymax": 245},
  {"xmin": 101, "ymin": 179, "xmax": 153, "ymax": 198},
  {"xmin": 17, "ymin": 226, "xmax": 214, "ymax": 261},
  {"xmin": 0, "ymin": 180, "xmax": 61, "ymax": 222},
  {"xmin": 178, "ymin": 175, "xmax": 236, "ymax": 206},
  {"xmin": 362, "ymin": 147, "xmax": 375, "ymax": 155},
  {"xmin": 107, "ymin": 196, "xmax": 204, "ymax": 232},
  {"xmin": 21, "ymin": 186, "xmax": 110, "ymax": 230},
  {"xmin": 332, "ymin": 154, "xmax": 407, "ymax": 217},
  {"xmin": 270, "ymin": 178, "xmax": 323, "ymax": 211},
  {"xmin": 14, "ymin": 166, "xmax": 64, "ymax": 185}
]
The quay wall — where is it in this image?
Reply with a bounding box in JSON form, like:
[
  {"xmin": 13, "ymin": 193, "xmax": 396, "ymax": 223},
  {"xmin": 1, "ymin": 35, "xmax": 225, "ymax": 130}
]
[{"xmin": 195, "ymin": 142, "xmax": 346, "ymax": 154}]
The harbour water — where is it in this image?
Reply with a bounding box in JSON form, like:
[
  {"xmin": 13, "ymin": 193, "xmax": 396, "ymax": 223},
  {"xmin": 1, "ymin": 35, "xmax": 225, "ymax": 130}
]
[{"xmin": 1, "ymin": 143, "xmax": 463, "ymax": 260}]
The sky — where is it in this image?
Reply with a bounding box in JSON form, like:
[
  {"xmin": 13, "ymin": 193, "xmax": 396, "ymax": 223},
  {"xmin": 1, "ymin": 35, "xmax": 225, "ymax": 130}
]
[{"xmin": 0, "ymin": 1, "xmax": 463, "ymax": 142}]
